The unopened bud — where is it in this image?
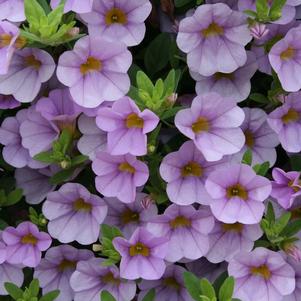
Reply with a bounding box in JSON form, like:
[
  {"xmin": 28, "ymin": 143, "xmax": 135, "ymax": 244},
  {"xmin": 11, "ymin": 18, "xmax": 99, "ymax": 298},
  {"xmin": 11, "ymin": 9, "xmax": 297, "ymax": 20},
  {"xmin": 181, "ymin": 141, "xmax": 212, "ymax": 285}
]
[
  {"xmin": 284, "ymin": 243, "xmax": 301, "ymax": 262},
  {"xmin": 141, "ymin": 195, "xmax": 155, "ymax": 209},
  {"xmin": 92, "ymin": 244, "xmax": 102, "ymax": 252},
  {"xmin": 67, "ymin": 27, "xmax": 80, "ymax": 37},
  {"xmin": 250, "ymin": 22, "xmax": 269, "ymax": 40}
]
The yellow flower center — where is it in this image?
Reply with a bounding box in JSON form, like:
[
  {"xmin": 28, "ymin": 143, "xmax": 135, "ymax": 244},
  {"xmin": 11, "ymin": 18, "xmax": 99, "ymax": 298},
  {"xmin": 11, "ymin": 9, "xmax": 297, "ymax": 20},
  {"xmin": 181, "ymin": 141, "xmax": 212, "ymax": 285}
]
[
  {"xmin": 280, "ymin": 47, "xmax": 295, "ymax": 60},
  {"xmin": 222, "ymin": 223, "xmax": 244, "ymax": 232},
  {"xmin": 0, "ymin": 34, "xmax": 12, "ymax": 47},
  {"xmin": 120, "ymin": 209, "xmax": 140, "ymax": 225},
  {"xmin": 244, "ymin": 130, "xmax": 255, "ymax": 148},
  {"xmin": 169, "ymin": 215, "xmax": 192, "ymax": 229},
  {"xmin": 129, "ymin": 242, "xmax": 150, "ymax": 257},
  {"xmin": 181, "ymin": 161, "xmax": 203, "ymax": 177},
  {"xmin": 58, "ymin": 260, "xmax": 77, "ymax": 271},
  {"xmin": 214, "ymin": 72, "xmax": 234, "ymax": 81},
  {"xmin": 25, "ymin": 55, "xmax": 41, "ymax": 70},
  {"xmin": 118, "ymin": 162, "xmax": 136, "ymax": 174},
  {"xmin": 250, "ymin": 264, "xmax": 271, "ymax": 279},
  {"xmin": 21, "ymin": 233, "xmax": 38, "ymax": 245},
  {"xmin": 201, "ymin": 22, "xmax": 224, "ymax": 38},
  {"xmin": 282, "ymin": 109, "xmax": 299, "ymax": 124},
  {"xmin": 125, "ymin": 113, "xmax": 144, "ymax": 129},
  {"xmin": 105, "ymin": 8, "xmax": 127, "ymax": 25},
  {"xmin": 192, "ymin": 117, "xmax": 210, "ymax": 133},
  {"xmin": 163, "ymin": 277, "xmax": 181, "ymax": 290},
  {"xmin": 288, "ymin": 180, "xmax": 301, "ymax": 193},
  {"xmin": 226, "ymin": 184, "xmax": 248, "ymax": 200},
  {"xmin": 73, "ymin": 198, "xmax": 92, "ymax": 212},
  {"xmin": 101, "ymin": 272, "xmax": 121, "ymax": 285},
  {"xmin": 80, "ymin": 56, "xmax": 102, "ymax": 75}
]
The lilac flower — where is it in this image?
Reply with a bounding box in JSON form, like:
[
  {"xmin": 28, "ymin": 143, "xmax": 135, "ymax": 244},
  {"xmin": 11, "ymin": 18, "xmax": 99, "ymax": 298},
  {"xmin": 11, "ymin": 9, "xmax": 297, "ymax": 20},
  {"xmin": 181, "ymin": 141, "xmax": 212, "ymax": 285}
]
[
  {"xmin": 190, "ymin": 52, "xmax": 257, "ymax": 103},
  {"xmin": 159, "ymin": 141, "xmax": 228, "ymax": 206},
  {"xmin": 268, "ymin": 92, "xmax": 301, "ymax": 152},
  {"xmin": 283, "ymin": 256, "xmax": 301, "ymax": 301},
  {"xmin": 50, "ymin": 0, "xmax": 93, "ymax": 13},
  {"xmin": 104, "ymin": 192, "xmax": 158, "ymax": 239},
  {"xmin": 175, "ymin": 92, "xmax": 245, "ymax": 161},
  {"xmin": 0, "ymin": 0, "xmax": 25, "ymax": 22},
  {"xmin": 2, "ymin": 221, "xmax": 52, "ymax": 268},
  {"xmin": 138, "ymin": 264, "xmax": 193, "ymax": 301},
  {"xmin": 70, "ymin": 258, "xmax": 136, "ymax": 301},
  {"xmin": 231, "ymin": 107, "xmax": 279, "ymax": 167},
  {"xmin": 176, "ymin": 3, "xmax": 251, "ymax": 76},
  {"xmin": 0, "ymin": 48, "xmax": 55, "ymax": 102},
  {"xmin": 43, "ymin": 183, "xmax": 108, "ymax": 245},
  {"xmin": 81, "ymin": 0, "xmax": 152, "ymax": 47},
  {"xmin": 0, "ymin": 95, "xmax": 20, "ymax": 109},
  {"xmin": 228, "ymin": 248, "xmax": 296, "ymax": 301},
  {"xmin": 34, "ymin": 245, "xmax": 94, "ymax": 301},
  {"xmin": 92, "ymin": 152, "xmax": 149, "ymax": 203},
  {"xmin": 56, "ymin": 36, "xmax": 132, "ymax": 108},
  {"xmin": 269, "ymin": 25, "xmax": 301, "ymax": 92},
  {"xmin": 113, "ymin": 227, "xmax": 169, "ymax": 280},
  {"xmin": 146, "ymin": 204, "xmax": 214, "ymax": 262},
  {"xmin": 96, "ymin": 97, "xmax": 159, "ymax": 156},
  {"xmin": 0, "ymin": 241, "xmax": 5, "ymax": 264},
  {"xmin": 271, "ymin": 168, "xmax": 301, "ymax": 209},
  {"xmin": 205, "ymin": 163, "xmax": 272, "ymax": 224}
]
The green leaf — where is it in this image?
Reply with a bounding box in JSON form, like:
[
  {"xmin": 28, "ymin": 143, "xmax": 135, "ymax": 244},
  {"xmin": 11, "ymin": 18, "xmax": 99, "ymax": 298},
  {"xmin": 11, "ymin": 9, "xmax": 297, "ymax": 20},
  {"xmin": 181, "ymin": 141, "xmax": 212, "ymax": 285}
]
[
  {"xmin": 290, "ymin": 154, "xmax": 301, "ymax": 171},
  {"xmin": 266, "ymin": 202, "xmax": 276, "ymax": 223},
  {"xmin": 153, "ymin": 79, "xmax": 164, "ymax": 101},
  {"xmin": 183, "ymin": 271, "xmax": 202, "ymax": 301},
  {"xmin": 269, "ymin": 0, "xmax": 287, "ymax": 21},
  {"xmin": 34, "ymin": 151, "xmax": 55, "ymax": 163},
  {"xmin": 163, "ymin": 69, "xmax": 176, "ymax": 97},
  {"xmin": 253, "ymin": 162, "xmax": 270, "ymax": 176},
  {"xmin": 242, "ymin": 149, "xmax": 252, "ymax": 166},
  {"xmin": 39, "ymin": 290, "xmax": 60, "ymax": 301},
  {"xmin": 4, "ymin": 282, "xmax": 23, "ymax": 300},
  {"xmin": 274, "ymin": 212, "xmax": 292, "ymax": 234},
  {"xmin": 243, "ymin": 9, "xmax": 258, "ymax": 18},
  {"xmin": 175, "ymin": 0, "xmax": 192, "ymax": 7},
  {"xmin": 49, "ymin": 167, "xmax": 76, "ymax": 185},
  {"xmin": 59, "ymin": 129, "xmax": 73, "ymax": 154},
  {"xmin": 249, "ymin": 93, "xmax": 269, "ymax": 104},
  {"xmin": 101, "ymin": 224, "xmax": 123, "ymax": 240},
  {"xmin": 136, "ymin": 71, "xmax": 154, "ymax": 96},
  {"xmin": 25, "ymin": 0, "xmax": 46, "ymax": 26},
  {"xmin": 200, "ymin": 278, "xmax": 216, "ymax": 299},
  {"xmin": 37, "ymin": 0, "xmax": 51, "ymax": 14},
  {"xmin": 281, "ymin": 219, "xmax": 301, "ymax": 237},
  {"xmin": 71, "ymin": 155, "xmax": 89, "ymax": 166},
  {"xmin": 47, "ymin": 3, "xmax": 64, "ymax": 29},
  {"xmin": 100, "ymin": 291, "xmax": 116, "ymax": 301},
  {"xmin": 3, "ymin": 189, "xmax": 23, "ymax": 207},
  {"xmin": 219, "ymin": 277, "xmax": 235, "ymax": 301},
  {"xmin": 29, "ymin": 279, "xmax": 40, "ymax": 297},
  {"xmin": 256, "ymin": 0, "xmax": 269, "ymax": 20},
  {"xmin": 141, "ymin": 289, "xmax": 156, "ymax": 301},
  {"xmin": 160, "ymin": 106, "xmax": 182, "ymax": 120}
]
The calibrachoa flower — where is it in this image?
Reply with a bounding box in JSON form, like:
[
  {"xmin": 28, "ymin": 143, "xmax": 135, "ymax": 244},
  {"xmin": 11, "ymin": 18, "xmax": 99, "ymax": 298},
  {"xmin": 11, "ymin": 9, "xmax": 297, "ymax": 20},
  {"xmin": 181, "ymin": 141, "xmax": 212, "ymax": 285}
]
[
  {"xmin": 159, "ymin": 141, "xmax": 228, "ymax": 205},
  {"xmin": 113, "ymin": 227, "xmax": 169, "ymax": 280},
  {"xmin": 267, "ymin": 91, "xmax": 301, "ymax": 152},
  {"xmin": 283, "ymin": 256, "xmax": 301, "ymax": 301},
  {"xmin": 138, "ymin": 264, "xmax": 193, "ymax": 301},
  {"xmin": 271, "ymin": 168, "xmax": 301, "ymax": 209},
  {"xmin": 34, "ymin": 245, "xmax": 94, "ymax": 301},
  {"xmin": 228, "ymin": 248, "xmax": 296, "ymax": 301},
  {"xmin": 190, "ymin": 52, "xmax": 258, "ymax": 103},
  {"xmin": 2, "ymin": 221, "xmax": 52, "ymax": 267},
  {"xmin": 175, "ymin": 92, "xmax": 245, "ymax": 161},
  {"xmin": 146, "ymin": 204, "xmax": 214, "ymax": 262},
  {"xmin": 43, "ymin": 183, "xmax": 108, "ymax": 245},
  {"xmin": 56, "ymin": 36, "xmax": 132, "ymax": 108},
  {"xmin": 92, "ymin": 152, "xmax": 149, "ymax": 203},
  {"xmin": 70, "ymin": 258, "xmax": 136, "ymax": 301},
  {"xmin": 205, "ymin": 163, "xmax": 272, "ymax": 224},
  {"xmin": 0, "ymin": 48, "xmax": 55, "ymax": 103},
  {"xmin": 50, "ymin": 0, "xmax": 93, "ymax": 13},
  {"xmin": 0, "ymin": 94, "xmax": 20, "ymax": 109},
  {"xmin": 96, "ymin": 97, "xmax": 159, "ymax": 156},
  {"xmin": 176, "ymin": 3, "xmax": 251, "ymax": 76},
  {"xmin": 81, "ymin": 0, "xmax": 152, "ymax": 47},
  {"xmin": 0, "ymin": 0, "xmax": 25, "ymax": 22}
]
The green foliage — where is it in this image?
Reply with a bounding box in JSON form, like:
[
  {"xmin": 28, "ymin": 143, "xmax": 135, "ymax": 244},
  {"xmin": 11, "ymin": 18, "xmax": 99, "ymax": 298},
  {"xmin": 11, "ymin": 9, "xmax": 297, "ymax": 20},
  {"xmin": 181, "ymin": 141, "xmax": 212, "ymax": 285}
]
[
  {"xmin": 100, "ymin": 291, "xmax": 116, "ymax": 301},
  {"xmin": 141, "ymin": 289, "xmax": 156, "ymax": 301},
  {"xmin": 29, "ymin": 207, "xmax": 47, "ymax": 228},
  {"xmin": 0, "ymin": 188, "xmax": 23, "ymax": 207},
  {"xmin": 253, "ymin": 162, "xmax": 270, "ymax": 176},
  {"xmin": 242, "ymin": 149, "xmax": 252, "ymax": 166}
]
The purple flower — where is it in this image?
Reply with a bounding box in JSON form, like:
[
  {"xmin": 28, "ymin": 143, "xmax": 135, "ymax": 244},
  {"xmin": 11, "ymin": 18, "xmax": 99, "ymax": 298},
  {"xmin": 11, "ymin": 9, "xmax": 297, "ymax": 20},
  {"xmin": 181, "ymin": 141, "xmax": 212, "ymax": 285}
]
[
  {"xmin": 81, "ymin": 0, "xmax": 152, "ymax": 47},
  {"xmin": 250, "ymin": 22, "xmax": 269, "ymax": 40},
  {"xmin": 268, "ymin": 92, "xmax": 301, "ymax": 152},
  {"xmin": 34, "ymin": 245, "xmax": 94, "ymax": 301},
  {"xmin": 104, "ymin": 192, "xmax": 158, "ymax": 239},
  {"xmin": 70, "ymin": 258, "xmax": 136, "ymax": 301},
  {"xmin": 2, "ymin": 221, "xmax": 52, "ymax": 268},
  {"xmin": 0, "ymin": 48, "xmax": 55, "ymax": 102},
  {"xmin": 146, "ymin": 204, "xmax": 214, "ymax": 262},
  {"xmin": 271, "ymin": 168, "xmax": 301, "ymax": 209},
  {"xmin": 175, "ymin": 92, "xmax": 245, "ymax": 161},
  {"xmin": 231, "ymin": 107, "xmax": 279, "ymax": 167},
  {"xmin": 283, "ymin": 256, "xmax": 301, "ymax": 301},
  {"xmin": 43, "ymin": 183, "xmax": 108, "ymax": 245},
  {"xmin": 176, "ymin": 3, "xmax": 251, "ymax": 76},
  {"xmin": 50, "ymin": 0, "xmax": 93, "ymax": 13},
  {"xmin": 138, "ymin": 264, "xmax": 193, "ymax": 301},
  {"xmin": 228, "ymin": 248, "xmax": 296, "ymax": 301},
  {"xmin": 205, "ymin": 163, "xmax": 272, "ymax": 224},
  {"xmin": 92, "ymin": 152, "xmax": 149, "ymax": 203},
  {"xmin": 0, "ymin": 0, "xmax": 25, "ymax": 22},
  {"xmin": 190, "ymin": 52, "xmax": 258, "ymax": 103},
  {"xmin": 56, "ymin": 36, "xmax": 132, "ymax": 108},
  {"xmin": 159, "ymin": 141, "xmax": 228, "ymax": 205},
  {"xmin": 96, "ymin": 97, "xmax": 159, "ymax": 156},
  {"xmin": 0, "ymin": 95, "xmax": 20, "ymax": 109},
  {"xmin": 0, "ymin": 261, "xmax": 24, "ymax": 295},
  {"xmin": 113, "ymin": 227, "xmax": 169, "ymax": 280}
]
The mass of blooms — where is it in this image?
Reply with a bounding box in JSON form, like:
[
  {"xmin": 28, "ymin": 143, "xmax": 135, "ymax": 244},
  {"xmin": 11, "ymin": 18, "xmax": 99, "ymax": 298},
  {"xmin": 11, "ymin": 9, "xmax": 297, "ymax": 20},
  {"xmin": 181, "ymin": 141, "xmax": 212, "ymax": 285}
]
[{"xmin": 1, "ymin": 0, "xmax": 301, "ymax": 301}]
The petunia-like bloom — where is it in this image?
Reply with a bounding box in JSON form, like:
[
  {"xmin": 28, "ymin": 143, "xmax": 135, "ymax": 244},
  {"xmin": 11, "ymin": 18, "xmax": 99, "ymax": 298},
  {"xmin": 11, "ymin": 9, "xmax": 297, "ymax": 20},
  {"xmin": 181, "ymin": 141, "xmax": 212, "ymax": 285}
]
[
  {"xmin": 50, "ymin": 0, "xmax": 93, "ymax": 13},
  {"xmin": 228, "ymin": 248, "xmax": 296, "ymax": 301},
  {"xmin": 92, "ymin": 152, "xmax": 149, "ymax": 203},
  {"xmin": 206, "ymin": 218, "xmax": 262, "ymax": 263},
  {"xmin": 81, "ymin": 0, "xmax": 152, "ymax": 47},
  {"xmin": 34, "ymin": 245, "xmax": 94, "ymax": 301},
  {"xmin": 0, "ymin": 0, "xmax": 25, "ymax": 22},
  {"xmin": 146, "ymin": 204, "xmax": 214, "ymax": 262},
  {"xmin": 43, "ymin": 183, "xmax": 108, "ymax": 245},
  {"xmin": 2, "ymin": 221, "xmax": 52, "ymax": 268},
  {"xmin": 283, "ymin": 256, "xmax": 301, "ymax": 301},
  {"xmin": 96, "ymin": 97, "xmax": 159, "ymax": 156},
  {"xmin": 176, "ymin": 3, "xmax": 251, "ymax": 76},
  {"xmin": 230, "ymin": 107, "xmax": 279, "ymax": 167},
  {"xmin": 104, "ymin": 192, "xmax": 158, "ymax": 239},
  {"xmin": 0, "ymin": 48, "xmax": 55, "ymax": 102},
  {"xmin": 271, "ymin": 168, "xmax": 301, "ymax": 209},
  {"xmin": 0, "ymin": 94, "xmax": 20, "ymax": 109},
  {"xmin": 138, "ymin": 264, "xmax": 193, "ymax": 301},
  {"xmin": 70, "ymin": 258, "xmax": 136, "ymax": 301},
  {"xmin": 159, "ymin": 141, "xmax": 228, "ymax": 206},
  {"xmin": 113, "ymin": 227, "xmax": 169, "ymax": 280},
  {"xmin": 175, "ymin": 92, "xmax": 245, "ymax": 162},
  {"xmin": 56, "ymin": 36, "xmax": 132, "ymax": 108},
  {"xmin": 205, "ymin": 163, "xmax": 272, "ymax": 224},
  {"xmin": 267, "ymin": 91, "xmax": 301, "ymax": 152},
  {"xmin": 269, "ymin": 25, "xmax": 301, "ymax": 92},
  {"xmin": 190, "ymin": 52, "xmax": 257, "ymax": 103}
]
